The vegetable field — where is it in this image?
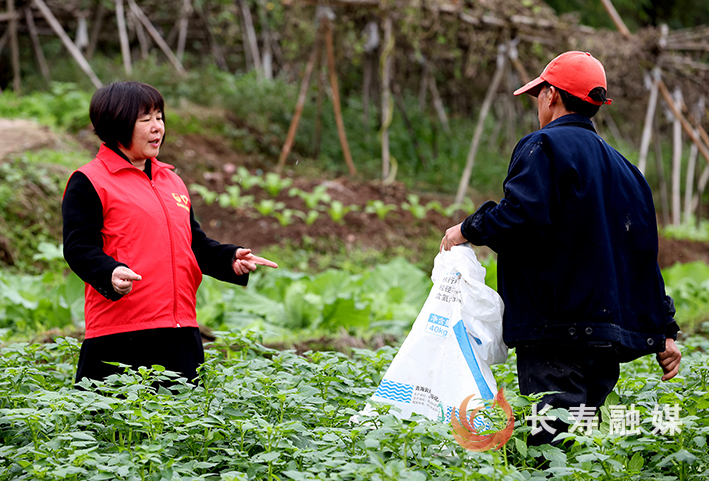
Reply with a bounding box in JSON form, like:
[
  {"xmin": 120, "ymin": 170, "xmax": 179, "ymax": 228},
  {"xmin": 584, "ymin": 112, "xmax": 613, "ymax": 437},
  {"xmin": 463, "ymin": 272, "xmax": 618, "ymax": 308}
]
[{"xmin": 1, "ymin": 331, "xmax": 708, "ymax": 480}]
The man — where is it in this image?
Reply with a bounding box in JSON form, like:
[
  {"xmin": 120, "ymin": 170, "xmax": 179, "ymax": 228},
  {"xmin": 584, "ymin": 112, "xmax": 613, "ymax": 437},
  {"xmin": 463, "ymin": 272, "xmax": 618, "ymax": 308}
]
[{"xmin": 441, "ymin": 51, "xmax": 681, "ymax": 445}]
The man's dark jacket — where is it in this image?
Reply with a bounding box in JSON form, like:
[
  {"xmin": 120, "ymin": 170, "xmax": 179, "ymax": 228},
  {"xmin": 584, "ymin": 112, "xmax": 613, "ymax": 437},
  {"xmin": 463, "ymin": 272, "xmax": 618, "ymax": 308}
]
[{"xmin": 462, "ymin": 114, "xmax": 678, "ymax": 359}]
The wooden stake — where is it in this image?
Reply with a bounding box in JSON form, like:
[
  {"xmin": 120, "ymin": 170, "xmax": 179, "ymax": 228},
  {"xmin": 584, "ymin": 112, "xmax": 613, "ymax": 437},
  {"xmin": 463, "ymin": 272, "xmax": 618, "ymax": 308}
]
[
  {"xmin": 671, "ymin": 88, "xmax": 683, "ymax": 226},
  {"xmin": 455, "ymin": 44, "xmax": 507, "ymax": 205},
  {"xmin": 637, "ymin": 68, "xmax": 660, "ymax": 175},
  {"xmin": 325, "ymin": 19, "xmax": 356, "ymax": 176},
  {"xmin": 275, "ymin": 29, "xmax": 321, "ymax": 174},
  {"xmin": 239, "ymin": 0, "xmax": 262, "ymax": 75},
  {"xmin": 380, "ymin": 14, "xmax": 393, "ymax": 180},
  {"xmin": 25, "ymin": 6, "xmax": 50, "ymax": 83},
  {"xmin": 8, "ymin": 0, "xmax": 21, "ymax": 94},
  {"xmin": 127, "ymin": 0, "xmax": 186, "ymax": 75},
  {"xmin": 115, "ymin": 0, "xmax": 132, "ymax": 75},
  {"xmin": 33, "ymin": 0, "xmax": 102, "ymax": 88},
  {"xmin": 599, "ymin": 0, "xmax": 632, "ymax": 40}
]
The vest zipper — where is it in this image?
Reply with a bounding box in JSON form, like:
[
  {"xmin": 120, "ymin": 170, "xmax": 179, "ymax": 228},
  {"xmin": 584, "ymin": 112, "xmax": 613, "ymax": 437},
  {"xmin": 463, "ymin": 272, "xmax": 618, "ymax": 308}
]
[{"xmin": 148, "ymin": 173, "xmax": 179, "ymax": 326}]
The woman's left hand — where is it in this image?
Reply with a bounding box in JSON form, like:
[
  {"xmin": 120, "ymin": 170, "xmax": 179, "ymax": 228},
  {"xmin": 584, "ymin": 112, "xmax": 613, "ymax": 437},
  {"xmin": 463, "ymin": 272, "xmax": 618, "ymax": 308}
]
[{"xmin": 233, "ymin": 248, "xmax": 279, "ymax": 275}]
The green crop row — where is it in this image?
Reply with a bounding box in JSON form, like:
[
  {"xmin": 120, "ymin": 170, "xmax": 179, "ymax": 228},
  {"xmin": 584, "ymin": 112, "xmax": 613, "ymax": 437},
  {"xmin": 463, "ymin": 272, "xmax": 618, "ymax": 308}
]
[
  {"xmin": 189, "ymin": 167, "xmax": 475, "ymax": 226},
  {"xmin": 0, "ymin": 331, "xmax": 708, "ymax": 480}
]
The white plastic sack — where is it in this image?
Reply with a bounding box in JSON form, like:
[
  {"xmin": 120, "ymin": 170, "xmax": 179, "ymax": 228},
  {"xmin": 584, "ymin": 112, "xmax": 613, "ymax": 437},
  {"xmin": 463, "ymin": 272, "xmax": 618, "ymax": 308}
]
[{"xmin": 369, "ymin": 244, "xmax": 507, "ymax": 422}]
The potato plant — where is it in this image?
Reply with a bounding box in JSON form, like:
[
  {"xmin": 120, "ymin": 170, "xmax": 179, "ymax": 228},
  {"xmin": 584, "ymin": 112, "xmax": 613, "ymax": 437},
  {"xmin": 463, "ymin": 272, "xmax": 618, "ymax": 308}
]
[{"xmin": 1, "ymin": 332, "xmax": 708, "ymax": 480}]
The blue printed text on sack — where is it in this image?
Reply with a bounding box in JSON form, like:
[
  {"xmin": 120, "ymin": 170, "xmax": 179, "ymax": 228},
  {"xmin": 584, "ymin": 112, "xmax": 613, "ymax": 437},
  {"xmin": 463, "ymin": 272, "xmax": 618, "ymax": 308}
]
[{"xmin": 426, "ymin": 313, "xmax": 449, "ymax": 337}]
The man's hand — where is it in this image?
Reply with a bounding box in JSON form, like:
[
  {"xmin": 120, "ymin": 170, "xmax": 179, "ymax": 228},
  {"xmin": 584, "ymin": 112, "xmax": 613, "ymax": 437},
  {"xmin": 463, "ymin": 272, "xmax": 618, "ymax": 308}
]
[
  {"xmin": 657, "ymin": 338, "xmax": 681, "ymax": 381},
  {"xmin": 112, "ymin": 266, "xmax": 142, "ymax": 296},
  {"xmin": 440, "ymin": 222, "xmax": 467, "ymax": 251},
  {"xmin": 233, "ymin": 248, "xmax": 279, "ymax": 275}
]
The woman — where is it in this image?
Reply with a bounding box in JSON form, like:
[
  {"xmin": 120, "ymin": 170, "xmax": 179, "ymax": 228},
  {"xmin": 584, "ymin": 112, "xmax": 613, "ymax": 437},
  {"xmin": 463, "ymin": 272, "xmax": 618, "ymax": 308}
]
[{"xmin": 62, "ymin": 81, "xmax": 277, "ymax": 384}]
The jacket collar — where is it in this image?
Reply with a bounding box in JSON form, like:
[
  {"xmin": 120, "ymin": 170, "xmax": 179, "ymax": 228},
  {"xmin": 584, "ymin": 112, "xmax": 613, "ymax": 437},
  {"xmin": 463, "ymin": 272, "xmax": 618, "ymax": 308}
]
[
  {"xmin": 96, "ymin": 143, "xmax": 174, "ymax": 174},
  {"xmin": 542, "ymin": 113, "xmax": 598, "ymax": 134}
]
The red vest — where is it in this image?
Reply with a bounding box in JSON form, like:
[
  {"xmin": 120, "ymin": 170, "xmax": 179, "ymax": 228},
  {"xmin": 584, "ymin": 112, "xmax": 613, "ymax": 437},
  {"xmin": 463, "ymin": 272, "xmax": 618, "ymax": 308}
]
[{"xmin": 77, "ymin": 145, "xmax": 202, "ymax": 338}]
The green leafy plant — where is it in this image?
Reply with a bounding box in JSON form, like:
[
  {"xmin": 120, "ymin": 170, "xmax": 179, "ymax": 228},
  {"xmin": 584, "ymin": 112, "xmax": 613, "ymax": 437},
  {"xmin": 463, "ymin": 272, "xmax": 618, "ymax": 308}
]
[
  {"xmin": 262, "ymin": 173, "xmax": 293, "ymax": 197},
  {"xmin": 231, "ymin": 167, "xmax": 264, "ymax": 190},
  {"xmin": 217, "ymin": 185, "xmax": 255, "ymax": 210},
  {"xmin": 401, "ymin": 194, "xmax": 428, "ymax": 219},
  {"xmin": 365, "ymin": 200, "xmax": 398, "ymax": 220},
  {"xmin": 189, "ymin": 183, "xmax": 219, "ymax": 205},
  {"xmin": 289, "ymin": 184, "xmax": 332, "ymax": 209},
  {"xmin": 327, "ymin": 201, "xmax": 359, "ymax": 224},
  {"xmin": 254, "ymin": 199, "xmax": 285, "ymax": 217}
]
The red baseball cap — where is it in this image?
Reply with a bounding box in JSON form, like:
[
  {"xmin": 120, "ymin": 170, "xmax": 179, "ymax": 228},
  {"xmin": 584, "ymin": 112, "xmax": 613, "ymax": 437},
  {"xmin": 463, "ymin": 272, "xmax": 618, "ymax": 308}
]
[{"xmin": 514, "ymin": 51, "xmax": 612, "ymax": 106}]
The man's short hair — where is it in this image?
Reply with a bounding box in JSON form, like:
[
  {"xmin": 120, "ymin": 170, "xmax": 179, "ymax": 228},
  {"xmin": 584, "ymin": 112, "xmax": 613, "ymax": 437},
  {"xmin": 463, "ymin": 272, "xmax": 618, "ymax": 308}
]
[
  {"xmin": 89, "ymin": 81, "xmax": 165, "ymax": 149},
  {"xmin": 541, "ymin": 81, "xmax": 607, "ymax": 118}
]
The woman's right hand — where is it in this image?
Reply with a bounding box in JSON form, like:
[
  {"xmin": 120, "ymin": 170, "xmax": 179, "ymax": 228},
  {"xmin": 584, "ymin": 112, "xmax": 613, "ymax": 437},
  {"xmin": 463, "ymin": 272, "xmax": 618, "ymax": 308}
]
[{"xmin": 112, "ymin": 266, "xmax": 142, "ymax": 296}]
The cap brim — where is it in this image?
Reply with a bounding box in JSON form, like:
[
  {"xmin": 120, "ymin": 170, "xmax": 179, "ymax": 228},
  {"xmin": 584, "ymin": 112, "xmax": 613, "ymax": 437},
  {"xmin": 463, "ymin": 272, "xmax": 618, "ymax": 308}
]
[{"xmin": 513, "ymin": 76, "xmax": 546, "ymax": 97}]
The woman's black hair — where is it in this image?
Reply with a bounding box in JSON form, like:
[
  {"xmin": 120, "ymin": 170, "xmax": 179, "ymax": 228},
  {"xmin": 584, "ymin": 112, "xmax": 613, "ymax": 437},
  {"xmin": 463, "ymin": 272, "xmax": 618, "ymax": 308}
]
[{"xmin": 89, "ymin": 81, "xmax": 165, "ymax": 149}]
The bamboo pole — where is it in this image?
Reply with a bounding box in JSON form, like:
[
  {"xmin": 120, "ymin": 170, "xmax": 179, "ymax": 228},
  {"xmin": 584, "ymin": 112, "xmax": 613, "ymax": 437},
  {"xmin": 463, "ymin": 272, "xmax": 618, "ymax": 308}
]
[
  {"xmin": 127, "ymin": 0, "xmax": 186, "ymax": 75},
  {"xmin": 115, "ymin": 0, "xmax": 132, "ymax": 75},
  {"xmin": 658, "ymin": 79, "xmax": 709, "ymax": 167},
  {"xmin": 86, "ymin": 2, "xmax": 107, "ymax": 60},
  {"xmin": 275, "ymin": 28, "xmax": 321, "ymax": 174},
  {"xmin": 599, "ymin": 0, "xmax": 632, "ymax": 39},
  {"xmin": 393, "ymin": 83, "xmax": 428, "ymax": 168},
  {"xmin": 684, "ymin": 128, "xmax": 699, "ymax": 223},
  {"xmin": 25, "ymin": 6, "xmax": 50, "ymax": 83},
  {"xmin": 33, "ymin": 0, "xmax": 102, "ymax": 88},
  {"xmin": 637, "ymin": 68, "xmax": 660, "ymax": 175},
  {"xmin": 671, "ymin": 88, "xmax": 683, "ymax": 226},
  {"xmin": 132, "ymin": 10, "xmax": 150, "ymax": 60},
  {"xmin": 313, "ymin": 42, "xmax": 324, "ymax": 158},
  {"xmin": 239, "ymin": 0, "xmax": 262, "ymax": 75},
  {"xmin": 455, "ymin": 44, "xmax": 507, "ymax": 205},
  {"xmin": 8, "ymin": 0, "xmax": 21, "ymax": 94},
  {"xmin": 654, "ymin": 122, "xmax": 671, "ymax": 226},
  {"xmin": 176, "ymin": 0, "xmax": 192, "ymax": 63},
  {"xmin": 324, "ymin": 19, "xmax": 356, "ymax": 175},
  {"xmin": 427, "ymin": 66, "xmax": 450, "ymax": 133},
  {"xmin": 195, "ymin": 5, "xmax": 227, "ymax": 70},
  {"xmin": 380, "ymin": 14, "xmax": 393, "ymax": 180}
]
